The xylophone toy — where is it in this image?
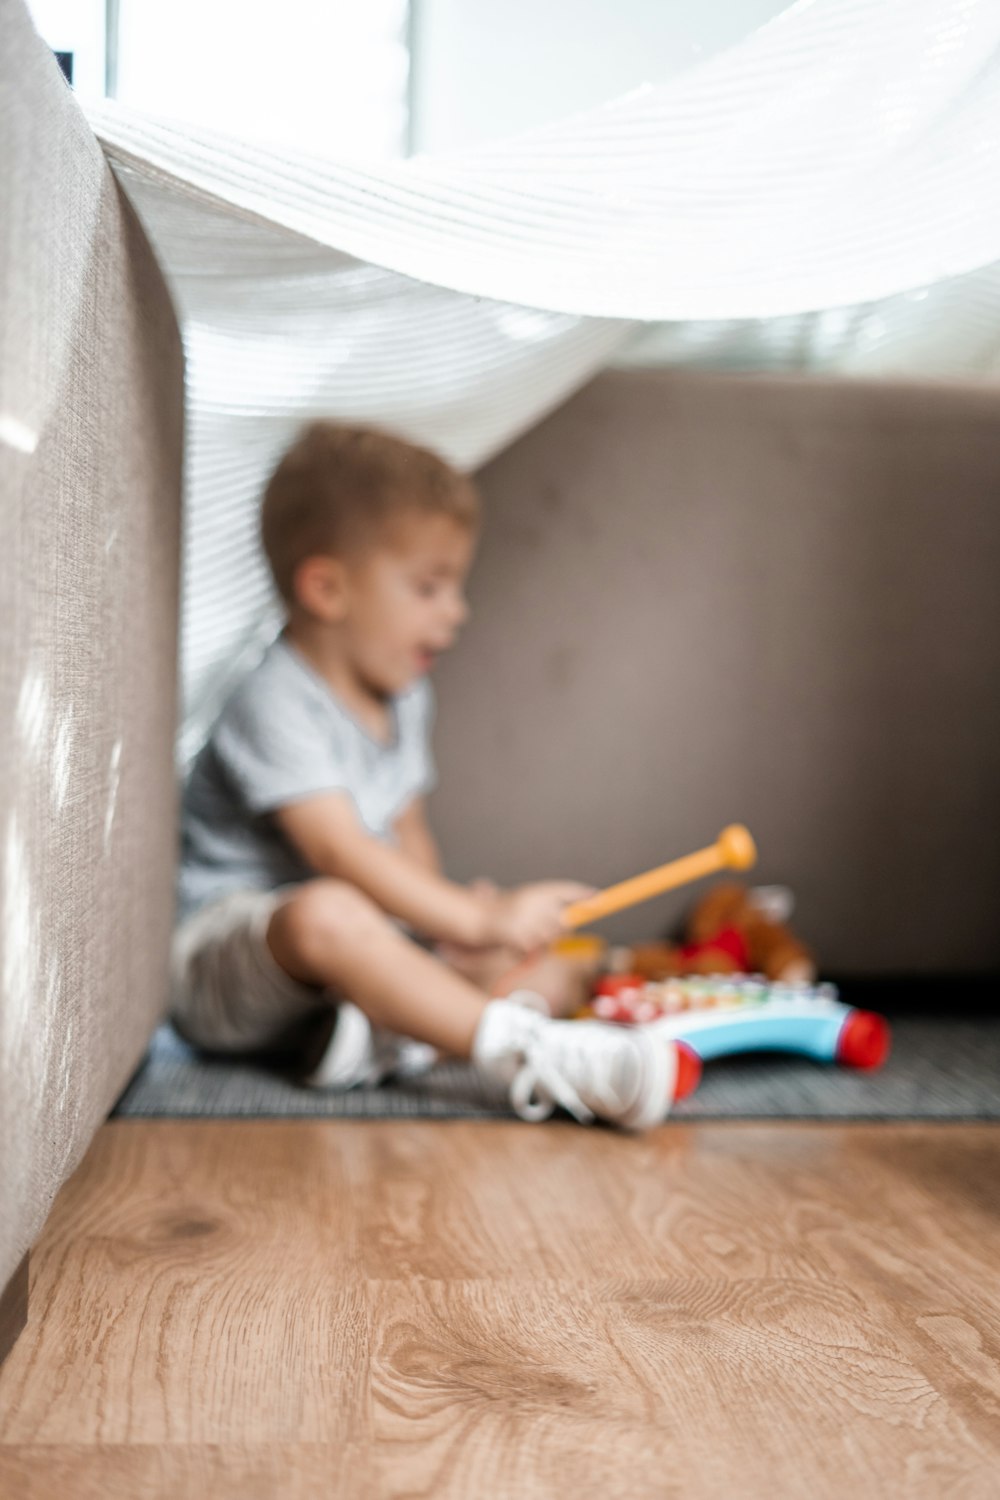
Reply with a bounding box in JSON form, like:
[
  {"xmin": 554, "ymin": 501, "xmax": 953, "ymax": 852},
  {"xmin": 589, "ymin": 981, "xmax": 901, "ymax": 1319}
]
[
  {"xmin": 583, "ymin": 973, "xmax": 890, "ymax": 1070},
  {"xmin": 495, "ymin": 824, "xmax": 758, "ymax": 997},
  {"xmin": 498, "ymin": 824, "xmax": 891, "ymax": 1074}
]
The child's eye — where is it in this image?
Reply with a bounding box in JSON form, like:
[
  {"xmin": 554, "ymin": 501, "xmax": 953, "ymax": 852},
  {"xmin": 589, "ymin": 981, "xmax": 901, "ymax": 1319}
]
[{"xmin": 414, "ymin": 580, "xmax": 438, "ymax": 599}]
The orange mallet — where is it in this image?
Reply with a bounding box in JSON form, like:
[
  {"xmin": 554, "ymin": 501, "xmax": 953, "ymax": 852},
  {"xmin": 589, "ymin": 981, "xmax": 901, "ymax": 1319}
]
[{"xmin": 561, "ymin": 825, "xmax": 757, "ymax": 930}]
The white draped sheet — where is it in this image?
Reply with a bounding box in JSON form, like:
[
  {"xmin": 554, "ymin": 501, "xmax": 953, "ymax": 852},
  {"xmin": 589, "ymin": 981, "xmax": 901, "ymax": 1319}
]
[{"xmin": 79, "ymin": 0, "xmax": 1000, "ymax": 756}]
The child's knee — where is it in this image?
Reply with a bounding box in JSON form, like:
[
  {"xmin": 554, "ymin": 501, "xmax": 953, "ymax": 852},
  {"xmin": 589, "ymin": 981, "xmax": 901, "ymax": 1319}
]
[{"xmin": 270, "ymin": 879, "xmax": 387, "ymax": 973}]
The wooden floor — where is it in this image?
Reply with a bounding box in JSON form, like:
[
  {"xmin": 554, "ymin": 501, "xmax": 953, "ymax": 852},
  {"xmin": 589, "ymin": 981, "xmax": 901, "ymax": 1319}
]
[{"xmin": 2, "ymin": 1119, "xmax": 1000, "ymax": 1499}]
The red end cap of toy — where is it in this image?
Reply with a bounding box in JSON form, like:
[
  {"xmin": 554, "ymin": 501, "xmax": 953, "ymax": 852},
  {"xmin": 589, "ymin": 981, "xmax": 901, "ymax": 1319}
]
[
  {"xmin": 672, "ymin": 1042, "xmax": 702, "ymax": 1101},
  {"xmin": 836, "ymin": 1010, "xmax": 891, "ymax": 1071}
]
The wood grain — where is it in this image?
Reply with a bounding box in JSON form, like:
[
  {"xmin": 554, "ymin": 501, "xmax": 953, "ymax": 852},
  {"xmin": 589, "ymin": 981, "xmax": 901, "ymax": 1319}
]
[{"xmin": 1, "ymin": 1120, "xmax": 999, "ymax": 1498}]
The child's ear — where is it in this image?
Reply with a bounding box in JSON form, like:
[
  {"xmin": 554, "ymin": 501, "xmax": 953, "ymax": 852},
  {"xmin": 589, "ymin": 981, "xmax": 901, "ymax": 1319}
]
[{"xmin": 293, "ymin": 554, "xmax": 349, "ymax": 623}]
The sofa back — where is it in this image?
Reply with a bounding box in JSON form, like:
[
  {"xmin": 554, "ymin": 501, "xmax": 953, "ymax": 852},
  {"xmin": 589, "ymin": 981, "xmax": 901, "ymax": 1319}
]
[{"xmin": 433, "ymin": 369, "xmax": 1000, "ymax": 973}]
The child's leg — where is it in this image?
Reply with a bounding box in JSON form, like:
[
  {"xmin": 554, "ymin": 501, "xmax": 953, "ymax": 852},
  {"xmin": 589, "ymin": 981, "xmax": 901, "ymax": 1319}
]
[
  {"xmin": 266, "ymin": 878, "xmax": 489, "ymax": 1057},
  {"xmin": 267, "ymin": 878, "xmax": 693, "ymax": 1129},
  {"xmin": 437, "ymin": 940, "xmax": 598, "ymax": 1017},
  {"xmin": 171, "ymin": 887, "xmax": 333, "ymax": 1055},
  {"xmin": 494, "ymin": 949, "xmax": 601, "ymax": 1016}
]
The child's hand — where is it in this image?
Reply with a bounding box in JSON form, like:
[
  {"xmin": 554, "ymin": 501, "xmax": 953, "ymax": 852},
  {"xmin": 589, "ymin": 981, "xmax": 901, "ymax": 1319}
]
[{"xmin": 484, "ymin": 881, "xmax": 595, "ymax": 955}]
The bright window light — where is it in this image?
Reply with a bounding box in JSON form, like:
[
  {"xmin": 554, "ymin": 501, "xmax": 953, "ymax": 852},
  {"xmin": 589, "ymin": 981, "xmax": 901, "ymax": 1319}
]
[{"xmin": 114, "ymin": 0, "xmax": 409, "ymax": 161}]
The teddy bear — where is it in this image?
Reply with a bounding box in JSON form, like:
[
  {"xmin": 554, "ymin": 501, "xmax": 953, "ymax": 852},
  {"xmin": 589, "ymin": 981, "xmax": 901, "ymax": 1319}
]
[{"xmin": 626, "ymin": 881, "xmax": 816, "ymax": 984}]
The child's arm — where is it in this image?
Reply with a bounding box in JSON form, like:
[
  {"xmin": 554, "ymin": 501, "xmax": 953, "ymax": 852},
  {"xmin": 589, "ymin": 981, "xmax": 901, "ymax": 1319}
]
[
  {"xmin": 273, "ymin": 792, "xmax": 589, "ymax": 951},
  {"xmin": 392, "ymin": 797, "xmax": 442, "ymax": 875}
]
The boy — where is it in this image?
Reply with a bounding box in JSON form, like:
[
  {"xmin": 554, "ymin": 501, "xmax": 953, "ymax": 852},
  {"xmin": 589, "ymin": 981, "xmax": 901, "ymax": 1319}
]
[{"xmin": 171, "ymin": 422, "xmax": 692, "ymax": 1128}]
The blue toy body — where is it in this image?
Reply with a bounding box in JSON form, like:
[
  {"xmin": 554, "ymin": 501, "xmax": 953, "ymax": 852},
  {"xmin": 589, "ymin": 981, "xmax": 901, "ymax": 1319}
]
[
  {"xmin": 590, "ymin": 976, "xmax": 890, "ymax": 1070},
  {"xmin": 654, "ymin": 995, "xmax": 850, "ymax": 1063}
]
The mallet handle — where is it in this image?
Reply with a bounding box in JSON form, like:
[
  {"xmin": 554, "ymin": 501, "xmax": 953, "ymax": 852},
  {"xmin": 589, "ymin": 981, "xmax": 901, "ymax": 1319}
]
[{"xmin": 561, "ymin": 824, "xmax": 757, "ymax": 930}]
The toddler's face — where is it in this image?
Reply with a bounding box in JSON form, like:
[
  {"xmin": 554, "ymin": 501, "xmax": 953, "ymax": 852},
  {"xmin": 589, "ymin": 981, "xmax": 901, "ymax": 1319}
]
[{"xmin": 344, "ymin": 514, "xmax": 474, "ymax": 697}]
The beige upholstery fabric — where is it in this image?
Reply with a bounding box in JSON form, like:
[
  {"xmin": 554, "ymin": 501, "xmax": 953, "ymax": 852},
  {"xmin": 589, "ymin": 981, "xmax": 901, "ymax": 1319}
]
[
  {"xmin": 0, "ymin": 1, "xmax": 183, "ymax": 1291},
  {"xmin": 433, "ymin": 369, "xmax": 1000, "ymax": 972}
]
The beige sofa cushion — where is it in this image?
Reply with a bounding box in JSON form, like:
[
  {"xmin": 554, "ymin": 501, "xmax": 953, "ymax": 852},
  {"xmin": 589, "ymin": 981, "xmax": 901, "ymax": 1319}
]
[
  {"xmin": 0, "ymin": 0, "xmax": 183, "ymax": 1291},
  {"xmin": 434, "ymin": 369, "xmax": 1000, "ymax": 973}
]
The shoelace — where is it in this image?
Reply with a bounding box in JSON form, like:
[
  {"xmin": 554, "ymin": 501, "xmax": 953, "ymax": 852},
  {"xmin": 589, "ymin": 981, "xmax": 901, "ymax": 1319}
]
[{"xmin": 509, "ymin": 1034, "xmax": 600, "ymax": 1124}]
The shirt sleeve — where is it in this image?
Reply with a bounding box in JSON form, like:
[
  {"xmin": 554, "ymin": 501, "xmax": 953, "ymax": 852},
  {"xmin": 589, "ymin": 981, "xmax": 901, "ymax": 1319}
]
[
  {"xmin": 211, "ymin": 670, "xmax": 352, "ymax": 816},
  {"xmin": 407, "ymin": 677, "xmax": 438, "ymax": 801}
]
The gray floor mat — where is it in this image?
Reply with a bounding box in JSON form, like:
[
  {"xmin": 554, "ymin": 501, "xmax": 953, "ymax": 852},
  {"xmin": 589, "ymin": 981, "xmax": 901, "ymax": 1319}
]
[{"xmin": 113, "ymin": 1018, "xmax": 1000, "ymax": 1120}]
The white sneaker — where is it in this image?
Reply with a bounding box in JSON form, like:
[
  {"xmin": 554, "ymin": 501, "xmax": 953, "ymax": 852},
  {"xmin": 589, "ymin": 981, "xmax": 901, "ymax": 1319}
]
[
  {"xmin": 305, "ymin": 1001, "xmax": 437, "ymax": 1090},
  {"xmin": 473, "ymin": 992, "xmax": 689, "ymax": 1130}
]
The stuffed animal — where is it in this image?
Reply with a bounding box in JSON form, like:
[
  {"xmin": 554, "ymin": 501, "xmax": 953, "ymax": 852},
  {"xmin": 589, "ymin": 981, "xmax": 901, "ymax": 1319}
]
[{"xmin": 627, "ymin": 881, "xmax": 816, "ymax": 984}]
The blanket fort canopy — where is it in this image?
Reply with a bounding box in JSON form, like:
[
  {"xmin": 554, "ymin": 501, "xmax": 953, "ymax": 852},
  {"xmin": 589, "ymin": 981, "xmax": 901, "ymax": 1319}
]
[{"xmin": 70, "ymin": 0, "xmax": 1000, "ymax": 758}]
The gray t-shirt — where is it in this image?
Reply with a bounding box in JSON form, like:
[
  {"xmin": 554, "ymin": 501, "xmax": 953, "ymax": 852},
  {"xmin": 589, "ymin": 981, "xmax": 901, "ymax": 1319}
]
[{"xmin": 176, "ymin": 633, "xmax": 436, "ymax": 923}]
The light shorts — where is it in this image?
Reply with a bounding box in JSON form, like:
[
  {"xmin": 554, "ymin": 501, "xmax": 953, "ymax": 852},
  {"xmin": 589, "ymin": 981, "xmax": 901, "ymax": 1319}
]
[{"xmin": 170, "ymin": 885, "xmax": 331, "ymax": 1055}]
